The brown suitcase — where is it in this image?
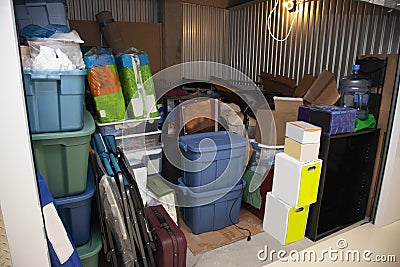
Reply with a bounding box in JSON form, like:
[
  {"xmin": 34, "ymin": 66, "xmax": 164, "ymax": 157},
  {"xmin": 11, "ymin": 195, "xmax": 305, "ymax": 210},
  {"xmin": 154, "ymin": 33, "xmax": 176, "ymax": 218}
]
[{"xmin": 145, "ymin": 205, "xmax": 187, "ymax": 267}]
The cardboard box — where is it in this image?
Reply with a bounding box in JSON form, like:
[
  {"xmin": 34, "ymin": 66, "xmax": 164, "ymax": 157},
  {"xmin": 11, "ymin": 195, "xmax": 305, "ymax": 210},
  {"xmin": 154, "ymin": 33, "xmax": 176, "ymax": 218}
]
[
  {"xmin": 263, "ymin": 193, "xmax": 309, "ymax": 245},
  {"xmin": 285, "ymin": 121, "xmax": 321, "ymax": 144},
  {"xmin": 181, "ymin": 98, "xmax": 219, "ymax": 135},
  {"xmin": 284, "ymin": 137, "xmax": 320, "ymax": 162},
  {"xmin": 272, "ymin": 153, "xmax": 322, "ymax": 207},
  {"xmin": 303, "ymin": 70, "xmax": 340, "ymax": 105},
  {"xmin": 259, "ymin": 72, "xmax": 296, "ymax": 96},
  {"xmin": 292, "ymin": 74, "xmax": 317, "ymax": 98},
  {"xmin": 255, "ymin": 97, "xmax": 303, "ymax": 146}
]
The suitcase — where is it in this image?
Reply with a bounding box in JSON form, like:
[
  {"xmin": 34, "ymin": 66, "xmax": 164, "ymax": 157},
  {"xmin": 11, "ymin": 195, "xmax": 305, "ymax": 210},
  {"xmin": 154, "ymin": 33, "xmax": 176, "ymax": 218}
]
[{"xmin": 145, "ymin": 205, "xmax": 187, "ymax": 267}]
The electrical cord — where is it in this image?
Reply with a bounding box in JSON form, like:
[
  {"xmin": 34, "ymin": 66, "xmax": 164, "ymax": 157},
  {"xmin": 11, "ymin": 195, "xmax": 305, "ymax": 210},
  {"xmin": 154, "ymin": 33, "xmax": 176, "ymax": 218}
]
[
  {"xmin": 267, "ymin": 0, "xmax": 299, "ymax": 42},
  {"xmin": 229, "ymin": 180, "xmax": 252, "ymax": 241}
]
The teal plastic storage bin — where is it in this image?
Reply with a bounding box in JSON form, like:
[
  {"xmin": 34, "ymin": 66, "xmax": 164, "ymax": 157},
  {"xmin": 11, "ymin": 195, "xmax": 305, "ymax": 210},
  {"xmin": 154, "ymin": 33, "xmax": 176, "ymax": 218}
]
[
  {"xmin": 55, "ymin": 165, "xmax": 95, "ymax": 247},
  {"xmin": 179, "ymin": 131, "xmax": 247, "ymax": 192},
  {"xmin": 14, "ymin": 0, "xmax": 69, "ymax": 30},
  {"xmin": 23, "ymin": 69, "xmax": 86, "ymax": 133},
  {"xmin": 32, "ymin": 111, "xmax": 95, "ymax": 198},
  {"xmin": 178, "ymin": 178, "xmax": 245, "ymax": 234},
  {"xmin": 76, "ymin": 221, "xmax": 102, "ymax": 267}
]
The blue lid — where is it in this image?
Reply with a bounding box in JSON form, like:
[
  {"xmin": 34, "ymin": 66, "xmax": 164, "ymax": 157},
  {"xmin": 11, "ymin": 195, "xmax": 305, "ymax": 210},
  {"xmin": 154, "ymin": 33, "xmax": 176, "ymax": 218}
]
[
  {"xmin": 353, "ymin": 64, "xmax": 360, "ymax": 71},
  {"xmin": 55, "ymin": 162, "xmax": 95, "ymax": 205},
  {"xmin": 84, "ymin": 48, "xmax": 115, "ymax": 69},
  {"xmin": 115, "ymin": 52, "xmax": 149, "ymax": 69},
  {"xmin": 138, "ymin": 53, "xmax": 149, "ymax": 66},
  {"xmin": 179, "ymin": 131, "xmax": 247, "ymax": 153},
  {"xmin": 178, "ymin": 177, "xmax": 245, "ymax": 198}
]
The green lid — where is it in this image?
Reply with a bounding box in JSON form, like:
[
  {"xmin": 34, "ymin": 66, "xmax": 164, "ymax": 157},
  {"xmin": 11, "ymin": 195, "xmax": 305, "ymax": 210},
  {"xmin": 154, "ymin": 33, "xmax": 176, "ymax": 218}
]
[
  {"xmin": 32, "ymin": 111, "xmax": 95, "ymax": 140},
  {"xmin": 76, "ymin": 222, "xmax": 102, "ymax": 260},
  {"xmin": 147, "ymin": 174, "xmax": 174, "ymax": 197}
]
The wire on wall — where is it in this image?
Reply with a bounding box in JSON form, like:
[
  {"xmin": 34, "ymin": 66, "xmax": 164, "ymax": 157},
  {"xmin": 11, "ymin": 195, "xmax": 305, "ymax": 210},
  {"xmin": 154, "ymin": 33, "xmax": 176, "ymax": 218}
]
[{"xmin": 267, "ymin": 0, "xmax": 300, "ymax": 42}]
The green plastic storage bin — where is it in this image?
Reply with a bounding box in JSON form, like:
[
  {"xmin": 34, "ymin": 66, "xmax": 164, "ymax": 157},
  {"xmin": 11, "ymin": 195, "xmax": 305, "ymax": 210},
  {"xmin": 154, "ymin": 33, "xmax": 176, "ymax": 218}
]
[
  {"xmin": 77, "ymin": 222, "xmax": 102, "ymax": 267},
  {"xmin": 32, "ymin": 111, "xmax": 95, "ymax": 198}
]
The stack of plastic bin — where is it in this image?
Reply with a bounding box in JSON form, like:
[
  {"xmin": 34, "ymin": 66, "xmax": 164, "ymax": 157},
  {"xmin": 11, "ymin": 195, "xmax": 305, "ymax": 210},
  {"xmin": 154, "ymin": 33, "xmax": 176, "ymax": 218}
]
[
  {"xmin": 263, "ymin": 121, "xmax": 322, "ymax": 245},
  {"xmin": 178, "ymin": 131, "xmax": 248, "ymax": 234},
  {"xmin": 23, "ymin": 69, "xmax": 100, "ymax": 262}
]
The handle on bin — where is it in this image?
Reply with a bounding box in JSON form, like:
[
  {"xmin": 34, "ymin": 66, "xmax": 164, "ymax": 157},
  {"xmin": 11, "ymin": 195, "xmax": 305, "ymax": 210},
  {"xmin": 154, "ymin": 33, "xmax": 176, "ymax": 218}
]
[
  {"xmin": 295, "ymin": 207, "xmax": 304, "ymax": 213},
  {"xmin": 30, "ymin": 73, "xmax": 62, "ymax": 80},
  {"xmin": 308, "ymin": 166, "xmax": 316, "ymax": 172}
]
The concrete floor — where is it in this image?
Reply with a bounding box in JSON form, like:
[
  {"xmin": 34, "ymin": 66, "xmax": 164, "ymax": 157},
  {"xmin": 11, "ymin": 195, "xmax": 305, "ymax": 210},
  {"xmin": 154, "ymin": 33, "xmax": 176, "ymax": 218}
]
[{"xmin": 186, "ymin": 220, "xmax": 369, "ymax": 267}]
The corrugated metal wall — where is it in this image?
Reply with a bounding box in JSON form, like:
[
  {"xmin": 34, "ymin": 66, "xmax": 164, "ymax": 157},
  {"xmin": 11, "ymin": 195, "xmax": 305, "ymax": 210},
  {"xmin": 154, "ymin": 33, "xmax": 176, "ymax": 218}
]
[
  {"xmin": 182, "ymin": 3, "xmax": 228, "ymax": 63},
  {"xmin": 67, "ymin": 0, "xmax": 159, "ymax": 22},
  {"xmin": 229, "ymin": 0, "xmax": 400, "ymax": 82},
  {"xmin": 182, "ymin": 3, "xmax": 229, "ymax": 79}
]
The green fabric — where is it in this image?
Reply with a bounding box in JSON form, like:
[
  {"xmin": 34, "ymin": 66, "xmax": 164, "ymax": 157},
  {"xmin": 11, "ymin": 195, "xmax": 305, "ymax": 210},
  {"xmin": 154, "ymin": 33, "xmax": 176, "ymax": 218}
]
[
  {"xmin": 242, "ymin": 170, "xmax": 262, "ymax": 210},
  {"xmin": 354, "ymin": 114, "xmax": 376, "ymax": 132},
  {"xmin": 118, "ymin": 67, "xmax": 145, "ymax": 119},
  {"xmin": 140, "ymin": 64, "xmax": 159, "ymax": 118},
  {"xmin": 87, "ymin": 65, "xmax": 126, "ymax": 123}
]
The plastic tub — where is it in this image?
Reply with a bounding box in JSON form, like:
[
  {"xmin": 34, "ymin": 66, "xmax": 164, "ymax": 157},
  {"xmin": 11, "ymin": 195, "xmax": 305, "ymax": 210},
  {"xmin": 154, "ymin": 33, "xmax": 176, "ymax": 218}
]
[
  {"xmin": 55, "ymin": 164, "xmax": 95, "ymax": 246},
  {"xmin": 248, "ymin": 141, "xmax": 283, "ymax": 176},
  {"xmin": 76, "ymin": 221, "xmax": 102, "ymax": 267},
  {"xmin": 23, "ymin": 69, "xmax": 87, "ymax": 133},
  {"xmin": 178, "ymin": 178, "xmax": 245, "ymax": 234},
  {"xmin": 125, "ymin": 145, "xmax": 162, "ymax": 175},
  {"xmin": 116, "ymin": 130, "xmax": 161, "ymax": 151},
  {"xmin": 179, "ymin": 131, "xmax": 247, "ymax": 192},
  {"xmin": 96, "ymin": 117, "xmax": 160, "ymax": 137},
  {"xmin": 32, "ymin": 111, "xmax": 95, "ymax": 198},
  {"xmin": 14, "ymin": 0, "xmax": 69, "ymax": 30}
]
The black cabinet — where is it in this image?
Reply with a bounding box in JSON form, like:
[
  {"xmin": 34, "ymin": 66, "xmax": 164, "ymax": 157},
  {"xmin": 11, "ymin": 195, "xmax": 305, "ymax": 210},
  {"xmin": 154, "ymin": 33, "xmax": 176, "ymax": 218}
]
[{"xmin": 306, "ymin": 129, "xmax": 380, "ymax": 241}]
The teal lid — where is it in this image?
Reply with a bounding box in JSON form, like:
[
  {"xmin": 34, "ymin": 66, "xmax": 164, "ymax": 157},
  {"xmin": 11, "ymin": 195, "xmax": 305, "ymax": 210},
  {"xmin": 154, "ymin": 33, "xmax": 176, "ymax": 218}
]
[
  {"xmin": 76, "ymin": 221, "xmax": 102, "ymax": 259},
  {"xmin": 31, "ymin": 110, "xmax": 95, "ymax": 140}
]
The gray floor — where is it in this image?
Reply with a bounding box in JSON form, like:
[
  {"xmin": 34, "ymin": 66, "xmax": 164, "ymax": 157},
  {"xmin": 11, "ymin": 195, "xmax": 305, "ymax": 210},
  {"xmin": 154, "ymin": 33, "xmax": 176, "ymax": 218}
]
[
  {"xmin": 186, "ymin": 220, "xmax": 368, "ymax": 267},
  {"xmin": 186, "ymin": 230, "xmax": 314, "ymax": 267}
]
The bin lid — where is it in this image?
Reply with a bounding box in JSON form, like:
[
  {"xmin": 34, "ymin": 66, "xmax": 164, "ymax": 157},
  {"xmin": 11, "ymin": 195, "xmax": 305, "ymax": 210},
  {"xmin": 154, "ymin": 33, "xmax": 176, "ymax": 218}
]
[
  {"xmin": 55, "ymin": 162, "xmax": 95, "ymax": 205},
  {"xmin": 31, "ymin": 110, "xmax": 95, "ymax": 140},
  {"xmin": 76, "ymin": 221, "xmax": 102, "ymax": 260},
  {"xmin": 179, "ymin": 131, "xmax": 247, "ymax": 153}
]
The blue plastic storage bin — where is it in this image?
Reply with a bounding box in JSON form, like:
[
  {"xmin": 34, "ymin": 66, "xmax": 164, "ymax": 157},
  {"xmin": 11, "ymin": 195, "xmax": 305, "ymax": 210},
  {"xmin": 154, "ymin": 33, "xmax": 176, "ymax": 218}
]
[
  {"xmin": 179, "ymin": 131, "xmax": 247, "ymax": 192},
  {"xmin": 23, "ymin": 69, "xmax": 86, "ymax": 133},
  {"xmin": 178, "ymin": 178, "xmax": 245, "ymax": 234},
  {"xmin": 14, "ymin": 0, "xmax": 69, "ymax": 31},
  {"xmin": 55, "ymin": 163, "xmax": 95, "ymax": 247}
]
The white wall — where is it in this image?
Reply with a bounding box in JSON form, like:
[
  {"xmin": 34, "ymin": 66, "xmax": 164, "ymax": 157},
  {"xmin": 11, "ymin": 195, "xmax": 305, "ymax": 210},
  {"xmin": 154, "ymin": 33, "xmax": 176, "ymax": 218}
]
[
  {"xmin": 375, "ymin": 81, "xmax": 400, "ymax": 227},
  {"xmin": 0, "ymin": 1, "xmax": 50, "ymax": 266}
]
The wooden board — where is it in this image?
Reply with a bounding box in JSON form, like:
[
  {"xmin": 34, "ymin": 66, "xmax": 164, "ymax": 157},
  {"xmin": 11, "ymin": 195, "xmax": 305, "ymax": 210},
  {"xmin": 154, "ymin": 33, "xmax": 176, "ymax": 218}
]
[
  {"xmin": 179, "ymin": 208, "xmax": 264, "ymax": 255},
  {"xmin": 69, "ymin": 20, "xmax": 163, "ymax": 74}
]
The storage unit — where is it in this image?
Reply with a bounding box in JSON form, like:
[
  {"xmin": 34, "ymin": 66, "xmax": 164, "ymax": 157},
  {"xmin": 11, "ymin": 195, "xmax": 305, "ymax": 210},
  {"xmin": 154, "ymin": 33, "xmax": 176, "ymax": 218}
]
[
  {"xmin": 14, "ymin": 0, "xmax": 69, "ymax": 30},
  {"xmin": 76, "ymin": 222, "xmax": 102, "ymax": 267},
  {"xmin": 248, "ymin": 142, "xmax": 283, "ymax": 176},
  {"xmin": 125, "ymin": 145, "xmax": 162, "ymax": 175},
  {"xmin": 263, "ymin": 193, "xmax": 309, "ymax": 245},
  {"xmin": 31, "ymin": 111, "xmax": 95, "ymax": 198},
  {"xmin": 23, "ymin": 69, "xmax": 86, "ymax": 133},
  {"xmin": 178, "ymin": 178, "xmax": 245, "ymax": 234},
  {"xmin": 55, "ymin": 165, "xmax": 95, "ymax": 246},
  {"xmin": 116, "ymin": 130, "xmax": 161, "ymax": 151},
  {"xmin": 179, "ymin": 131, "xmax": 247, "ymax": 192},
  {"xmin": 284, "ymin": 137, "xmax": 320, "ymax": 162},
  {"xmin": 306, "ymin": 129, "xmax": 380, "ymax": 241},
  {"xmin": 272, "ymin": 153, "xmax": 322, "ymax": 207},
  {"xmin": 96, "ymin": 117, "xmax": 159, "ymax": 137},
  {"xmin": 285, "ymin": 121, "xmax": 322, "ymax": 144}
]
